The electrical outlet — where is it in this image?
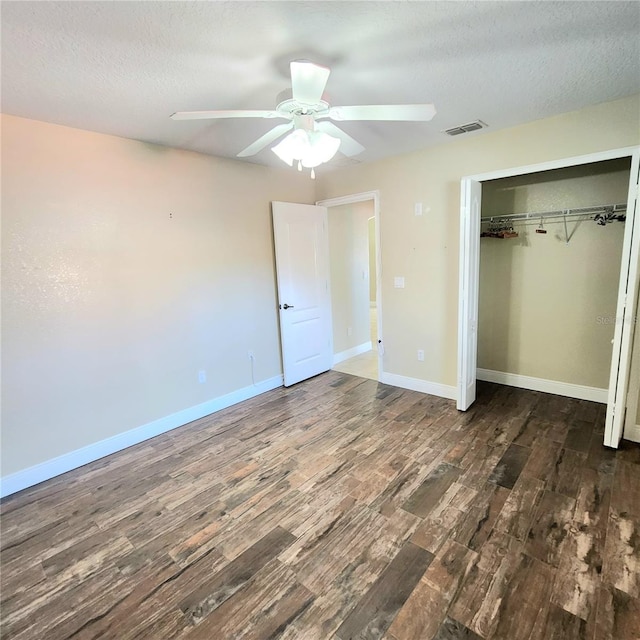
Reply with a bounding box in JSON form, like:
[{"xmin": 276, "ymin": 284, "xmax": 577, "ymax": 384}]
[
  {"xmin": 417, "ymin": 349, "xmax": 425, "ymax": 362},
  {"xmin": 347, "ymin": 327, "xmax": 353, "ymax": 336},
  {"xmin": 198, "ymin": 370, "xmax": 207, "ymax": 383}
]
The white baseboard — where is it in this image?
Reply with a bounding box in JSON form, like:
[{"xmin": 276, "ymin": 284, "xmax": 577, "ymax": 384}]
[
  {"xmin": 624, "ymin": 423, "xmax": 640, "ymax": 443},
  {"xmin": 0, "ymin": 375, "xmax": 283, "ymax": 498},
  {"xmin": 333, "ymin": 341, "xmax": 372, "ymax": 365},
  {"xmin": 476, "ymin": 368, "xmax": 607, "ymax": 404},
  {"xmin": 379, "ymin": 371, "xmax": 457, "ymax": 400}
]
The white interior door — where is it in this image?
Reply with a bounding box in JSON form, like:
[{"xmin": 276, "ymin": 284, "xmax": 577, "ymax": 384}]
[
  {"xmin": 457, "ymin": 179, "xmax": 482, "ymax": 410},
  {"xmin": 272, "ymin": 201, "xmax": 333, "ymax": 386},
  {"xmin": 604, "ymin": 153, "xmax": 640, "ymax": 447}
]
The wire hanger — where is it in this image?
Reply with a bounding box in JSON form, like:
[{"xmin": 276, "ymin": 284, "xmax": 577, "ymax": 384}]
[{"xmin": 535, "ymin": 216, "xmax": 547, "ymax": 234}]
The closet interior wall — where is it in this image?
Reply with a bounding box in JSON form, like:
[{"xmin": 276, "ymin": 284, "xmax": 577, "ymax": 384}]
[{"xmin": 478, "ymin": 158, "xmax": 632, "ymax": 395}]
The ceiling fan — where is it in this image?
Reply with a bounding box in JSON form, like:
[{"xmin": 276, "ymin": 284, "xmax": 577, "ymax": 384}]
[{"xmin": 171, "ymin": 61, "xmax": 436, "ymax": 176}]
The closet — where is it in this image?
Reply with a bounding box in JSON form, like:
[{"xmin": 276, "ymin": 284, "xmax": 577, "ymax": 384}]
[{"xmin": 477, "ymin": 158, "xmax": 632, "ymax": 399}]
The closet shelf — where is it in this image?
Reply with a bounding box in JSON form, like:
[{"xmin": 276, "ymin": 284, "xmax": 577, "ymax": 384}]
[{"xmin": 481, "ymin": 202, "xmax": 627, "ymax": 223}]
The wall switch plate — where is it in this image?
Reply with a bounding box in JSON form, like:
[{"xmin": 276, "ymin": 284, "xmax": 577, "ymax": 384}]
[
  {"xmin": 394, "ymin": 276, "xmax": 405, "ymax": 288},
  {"xmin": 198, "ymin": 370, "xmax": 207, "ymax": 383},
  {"xmin": 417, "ymin": 350, "xmax": 425, "ymax": 361},
  {"xmin": 347, "ymin": 327, "xmax": 353, "ymax": 336},
  {"xmin": 414, "ymin": 202, "xmax": 423, "ymax": 216}
]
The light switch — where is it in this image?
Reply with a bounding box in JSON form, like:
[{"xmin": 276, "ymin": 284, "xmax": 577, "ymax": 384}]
[
  {"xmin": 414, "ymin": 202, "xmax": 423, "ymax": 216},
  {"xmin": 394, "ymin": 276, "xmax": 405, "ymax": 288}
]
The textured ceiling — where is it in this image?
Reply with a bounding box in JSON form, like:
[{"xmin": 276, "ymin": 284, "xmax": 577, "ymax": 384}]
[{"xmin": 2, "ymin": 1, "xmax": 639, "ymax": 172}]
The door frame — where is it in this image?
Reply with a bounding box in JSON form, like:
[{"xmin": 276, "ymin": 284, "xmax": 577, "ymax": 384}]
[
  {"xmin": 316, "ymin": 190, "xmax": 382, "ymax": 380},
  {"xmin": 457, "ymin": 145, "xmax": 640, "ymax": 446}
]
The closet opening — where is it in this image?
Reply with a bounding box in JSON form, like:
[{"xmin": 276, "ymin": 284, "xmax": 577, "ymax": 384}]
[
  {"xmin": 458, "ymin": 146, "xmax": 640, "ymax": 448},
  {"xmin": 477, "ymin": 158, "xmax": 630, "ymax": 405}
]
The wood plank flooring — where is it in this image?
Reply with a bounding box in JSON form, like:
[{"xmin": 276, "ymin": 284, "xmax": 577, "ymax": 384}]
[{"xmin": 1, "ymin": 372, "xmax": 639, "ymax": 639}]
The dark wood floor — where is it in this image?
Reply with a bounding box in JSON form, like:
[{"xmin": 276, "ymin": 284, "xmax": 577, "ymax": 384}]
[{"xmin": 2, "ymin": 372, "xmax": 640, "ymax": 639}]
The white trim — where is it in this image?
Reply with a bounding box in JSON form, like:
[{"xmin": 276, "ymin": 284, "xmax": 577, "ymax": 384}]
[
  {"xmin": 333, "ymin": 341, "xmax": 372, "ymax": 365},
  {"xmin": 624, "ymin": 424, "xmax": 640, "ymax": 443},
  {"xmin": 316, "ymin": 190, "xmax": 383, "ymax": 382},
  {"xmin": 316, "ymin": 190, "xmax": 380, "ymax": 208},
  {"xmin": 379, "ymin": 371, "xmax": 457, "ymax": 400},
  {"xmin": 465, "ymin": 146, "xmax": 639, "ymax": 182},
  {"xmin": 0, "ymin": 375, "xmax": 283, "ymax": 498},
  {"xmin": 477, "ymin": 368, "xmax": 607, "ymax": 403}
]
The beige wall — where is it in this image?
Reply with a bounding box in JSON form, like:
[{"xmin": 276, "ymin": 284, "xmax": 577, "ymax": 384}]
[
  {"xmin": 3, "ymin": 94, "xmax": 640, "ymax": 479},
  {"xmin": 1, "ymin": 114, "xmax": 315, "ymax": 475},
  {"xmin": 316, "ymin": 94, "xmax": 640, "ymax": 387},
  {"xmin": 328, "ymin": 201, "xmax": 374, "ymax": 354},
  {"xmin": 478, "ymin": 160, "xmax": 630, "ymax": 388},
  {"xmin": 628, "ymin": 275, "xmax": 640, "ymax": 427},
  {"xmin": 368, "ymin": 217, "xmax": 377, "ymax": 304}
]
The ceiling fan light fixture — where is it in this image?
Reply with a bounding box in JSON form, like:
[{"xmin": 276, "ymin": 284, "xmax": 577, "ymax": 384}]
[
  {"xmin": 272, "ymin": 129, "xmax": 308, "ymax": 166},
  {"xmin": 271, "ymin": 128, "xmax": 340, "ymax": 171},
  {"xmin": 303, "ymin": 130, "xmax": 341, "ymax": 167}
]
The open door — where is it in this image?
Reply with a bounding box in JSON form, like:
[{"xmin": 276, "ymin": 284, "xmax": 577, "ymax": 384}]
[
  {"xmin": 457, "ymin": 179, "xmax": 482, "ymax": 410},
  {"xmin": 604, "ymin": 153, "xmax": 640, "ymax": 447},
  {"xmin": 272, "ymin": 201, "xmax": 333, "ymax": 386}
]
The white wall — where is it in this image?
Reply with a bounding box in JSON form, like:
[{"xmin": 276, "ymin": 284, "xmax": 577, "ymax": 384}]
[
  {"xmin": 1, "ymin": 114, "xmax": 315, "ymax": 477},
  {"xmin": 328, "ymin": 201, "xmax": 374, "ymax": 355},
  {"xmin": 316, "ymin": 94, "xmax": 640, "ymax": 389}
]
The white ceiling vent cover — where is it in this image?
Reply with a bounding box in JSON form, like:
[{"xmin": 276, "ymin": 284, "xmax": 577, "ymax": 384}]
[{"xmin": 444, "ymin": 120, "xmax": 488, "ymax": 136}]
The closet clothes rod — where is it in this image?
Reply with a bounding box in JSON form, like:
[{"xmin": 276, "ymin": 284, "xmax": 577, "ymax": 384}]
[{"xmin": 480, "ymin": 202, "xmax": 627, "ymax": 223}]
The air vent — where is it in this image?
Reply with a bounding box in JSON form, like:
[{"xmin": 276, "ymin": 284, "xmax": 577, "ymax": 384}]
[{"xmin": 444, "ymin": 120, "xmax": 488, "ymax": 136}]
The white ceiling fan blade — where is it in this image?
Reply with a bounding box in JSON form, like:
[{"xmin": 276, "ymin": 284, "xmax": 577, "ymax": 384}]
[
  {"xmin": 237, "ymin": 123, "xmax": 294, "ymax": 158},
  {"xmin": 316, "ymin": 121, "xmax": 365, "ymax": 157},
  {"xmin": 290, "ymin": 61, "xmax": 330, "ymax": 106},
  {"xmin": 171, "ymin": 110, "xmax": 285, "ymax": 121},
  {"xmin": 328, "ymin": 104, "xmax": 437, "ymax": 122}
]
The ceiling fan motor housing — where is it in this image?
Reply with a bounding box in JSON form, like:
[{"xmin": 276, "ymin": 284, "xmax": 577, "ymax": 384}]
[{"xmin": 276, "ymin": 97, "xmax": 330, "ymax": 121}]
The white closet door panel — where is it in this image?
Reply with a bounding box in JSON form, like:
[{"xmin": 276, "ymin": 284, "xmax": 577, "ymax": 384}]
[
  {"xmin": 457, "ymin": 178, "xmax": 482, "ymax": 410},
  {"xmin": 605, "ymin": 150, "xmax": 640, "ymax": 448}
]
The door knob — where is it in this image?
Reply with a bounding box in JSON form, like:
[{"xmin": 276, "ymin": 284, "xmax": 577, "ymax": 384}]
[{"xmin": 283, "ymin": 303, "xmax": 294, "ymax": 310}]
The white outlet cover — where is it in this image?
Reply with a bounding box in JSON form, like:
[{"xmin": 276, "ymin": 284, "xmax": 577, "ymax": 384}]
[
  {"xmin": 394, "ymin": 276, "xmax": 405, "ymax": 288},
  {"xmin": 414, "ymin": 203, "xmax": 423, "ymax": 216}
]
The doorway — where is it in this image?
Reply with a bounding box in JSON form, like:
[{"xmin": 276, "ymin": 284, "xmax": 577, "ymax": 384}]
[
  {"xmin": 457, "ymin": 146, "xmax": 640, "ymax": 448},
  {"xmin": 316, "ymin": 191, "xmax": 382, "ymax": 381}
]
